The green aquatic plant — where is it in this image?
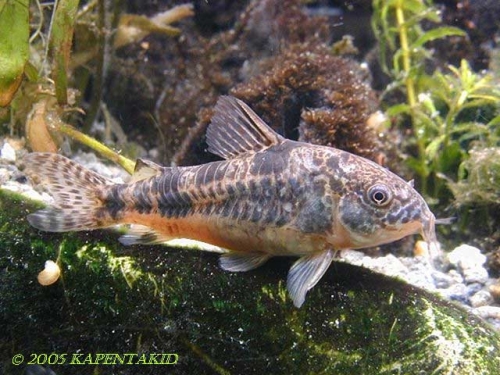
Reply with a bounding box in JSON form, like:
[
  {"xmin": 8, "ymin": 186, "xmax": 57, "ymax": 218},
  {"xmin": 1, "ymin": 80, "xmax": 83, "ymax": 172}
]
[
  {"xmin": 0, "ymin": 1, "xmax": 192, "ymax": 174},
  {"xmin": 414, "ymin": 60, "xmax": 500, "ymax": 200},
  {"xmin": 372, "ymin": 0, "xmax": 461, "ymax": 195},
  {"xmin": 373, "ymin": 0, "xmax": 500, "ymax": 205},
  {"xmin": 448, "ymin": 147, "xmax": 500, "ymax": 206},
  {"xmin": 0, "ymin": 0, "xmax": 29, "ymax": 106},
  {"xmin": 48, "ymin": 0, "xmax": 80, "ymax": 105}
]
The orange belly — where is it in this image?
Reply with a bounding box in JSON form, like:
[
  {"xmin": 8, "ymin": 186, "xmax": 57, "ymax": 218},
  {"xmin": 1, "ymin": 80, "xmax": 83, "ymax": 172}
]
[{"xmin": 122, "ymin": 211, "xmax": 329, "ymax": 256}]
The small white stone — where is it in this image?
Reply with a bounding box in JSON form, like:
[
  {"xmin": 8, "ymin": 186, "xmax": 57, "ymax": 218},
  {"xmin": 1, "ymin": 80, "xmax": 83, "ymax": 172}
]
[
  {"xmin": 447, "ymin": 244, "xmax": 489, "ymax": 284},
  {"xmin": 0, "ymin": 142, "xmax": 16, "ymax": 162},
  {"xmin": 399, "ymin": 257, "xmax": 436, "ymax": 290},
  {"xmin": 0, "ymin": 168, "xmax": 11, "ymax": 184},
  {"xmin": 432, "ymin": 270, "xmax": 456, "ymax": 289},
  {"xmin": 447, "ymin": 269, "xmax": 464, "ymax": 284},
  {"xmin": 338, "ymin": 249, "xmax": 365, "ymax": 263},
  {"xmin": 469, "ymin": 290, "xmax": 494, "ymax": 308},
  {"xmin": 463, "ymin": 266, "xmax": 490, "ymax": 284},
  {"xmin": 364, "ymin": 254, "xmax": 408, "ymax": 278},
  {"xmin": 437, "ymin": 283, "xmax": 469, "ymax": 302},
  {"xmin": 447, "ymin": 244, "xmax": 486, "ymax": 267},
  {"xmin": 472, "ymin": 305, "xmax": 500, "ymax": 319}
]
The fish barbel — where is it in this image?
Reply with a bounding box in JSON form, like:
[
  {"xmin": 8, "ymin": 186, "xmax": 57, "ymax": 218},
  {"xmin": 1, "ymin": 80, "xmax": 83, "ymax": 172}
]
[{"xmin": 23, "ymin": 96, "xmax": 437, "ymax": 307}]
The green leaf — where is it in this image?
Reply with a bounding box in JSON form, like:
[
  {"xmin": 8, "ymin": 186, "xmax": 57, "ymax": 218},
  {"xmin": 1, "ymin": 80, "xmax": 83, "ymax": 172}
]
[
  {"xmin": 406, "ymin": 156, "xmax": 429, "ymax": 178},
  {"xmin": 452, "ymin": 122, "xmax": 490, "ymax": 143},
  {"xmin": 421, "ymin": 8, "xmax": 442, "ymax": 23},
  {"xmin": 450, "ymin": 122, "xmax": 486, "ymax": 134},
  {"xmin": 23, "ymin": 61, "xmax": 39, "ymax": 82},
  {"xmin": 403, "ymin": 7, "xmax": 441, "ymax": 30},
  {"xmin": 457, "ymin": 159, "xmax": 468, "ymax": 180},
  {"xmin": 466, "ymin": 94, "xmax": 500, "ymax": 103},
  {"xmin": 0, "ymin": 0, "xmax": 29, "ymax": 106},
  {"xmin": 50, "ymin": 0, "xmax": 80, "ymax": 105},
  {"xmin": 398, "ymin": 0, "xmax": 427, "ymax": 15},
  {"xmin": 447, "ymin": 63, "xmax": 460, "ymax": 78},
  {"xmin": 487, "ymin": 115, "xmax": 500, "ymax": 127},
  {"xmin": 386, "ymin": 103, "xmax": 411, "ymax": 117},
  {"xmin": 412, "ymin": 27, "xmax": 467, "ymax": 48},
  {"xmin": 414, "ymin": 110, "xmax": 440, "ymax": 132},
  {"xmin": 425, "ymin": 134, "xmax": 446, "ymax": 160},
  {"xmin": 438, "ymin": 142, "xmax": 463, "ymax": 174},
  {"xmin": 380, "ymin": 1, "xmax": 396, "ymax": 49}
]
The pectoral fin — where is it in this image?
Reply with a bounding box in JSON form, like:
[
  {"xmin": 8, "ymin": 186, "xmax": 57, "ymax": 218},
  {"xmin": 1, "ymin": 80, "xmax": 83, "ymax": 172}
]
[
  {"xmin": 219, "ymin": 252, "xmax": 270, "ymax": 272},
  {"xmin": 287, "ymin": 250, "xmax": 336, "ymax": 308}
]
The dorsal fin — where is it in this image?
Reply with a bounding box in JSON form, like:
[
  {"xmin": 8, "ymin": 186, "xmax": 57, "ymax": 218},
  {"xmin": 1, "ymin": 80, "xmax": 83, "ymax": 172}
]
[
  {"xmin": 206, "ymin": 96, "xmax": 285, "ymax": 159},
  {"xmin": 130, "ymin": 158, "xmax": 164, "ymax": 182}
]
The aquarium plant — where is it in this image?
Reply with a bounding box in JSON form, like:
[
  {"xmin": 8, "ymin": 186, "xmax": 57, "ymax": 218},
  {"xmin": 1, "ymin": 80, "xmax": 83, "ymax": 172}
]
[
  {"xmin": 0, "ymin": 0, "xmax": 192, "ymax": 174},
  {"xmin": 372, "ymin": 0, "xmax": 500, "ymax": 207}
]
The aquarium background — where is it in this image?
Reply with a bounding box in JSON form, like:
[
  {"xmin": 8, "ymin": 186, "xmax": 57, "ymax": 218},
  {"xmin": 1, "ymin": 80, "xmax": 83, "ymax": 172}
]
[{"xmin": 1, "ymin": 1, "xmax": 500, "ymax": 374}]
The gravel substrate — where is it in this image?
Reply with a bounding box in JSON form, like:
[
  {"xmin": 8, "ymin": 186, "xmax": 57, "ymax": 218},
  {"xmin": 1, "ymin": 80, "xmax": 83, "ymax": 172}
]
[
  {"xmin": 2, "ymin": 138, "xmax": 499, "ymax": 330},
  {"xmin": 340, "ymin": 246, "xmax": 500, "ymax": 330}
]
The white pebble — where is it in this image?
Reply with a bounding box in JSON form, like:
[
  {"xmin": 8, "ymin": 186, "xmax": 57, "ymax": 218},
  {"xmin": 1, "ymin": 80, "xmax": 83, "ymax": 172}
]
[
  {"xmin": 340, "ymin": 252, "xmax": 409, "ymax": 278},
  {"xmin": 0, "ymin": 142, "xmax": 16, "ymax": 162},
  {"xmin": 432, "ymin": 271, "xmax": 457, "ymax": 289},
  {"xmin": 472, "ymin": 306, "xmax": 500, "ymax": 320},
  {"xmin": 462, "ymin": 267, "xmax": 490, "ymax": 284},
  {"xmin": 437, "ymin": 283, "xmax": 469, "ymax": 302},
  {"xmin": 469, "ymin": 290, "xmax": 494, "ymax": 307},
  {"xmin": 447, "ymin": 269, "xmax": 464, "ymax": 284},
  {"xmin": 447, "ymin": 244, "xmax": 486, "ymax": 267},
  {"xmin": 447, "ymin": 244, "xmax": 489, "ymax": 284}
]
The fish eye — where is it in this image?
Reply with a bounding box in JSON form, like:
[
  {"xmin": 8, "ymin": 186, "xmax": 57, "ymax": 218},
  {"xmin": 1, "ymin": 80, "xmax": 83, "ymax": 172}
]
[{"xmin": 367, "ymin": 184, "xmax": 392, "ymax": 207}]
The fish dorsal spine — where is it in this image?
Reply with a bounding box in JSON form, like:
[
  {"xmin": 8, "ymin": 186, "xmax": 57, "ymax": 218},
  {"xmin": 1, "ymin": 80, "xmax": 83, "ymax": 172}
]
[
  {"xmin": 130, "ymin": 159, "xmax": 165, "ymax": 183},
  {"xmin": 206, "ymin": 96, "xmax": 285, "ymax": 159}
]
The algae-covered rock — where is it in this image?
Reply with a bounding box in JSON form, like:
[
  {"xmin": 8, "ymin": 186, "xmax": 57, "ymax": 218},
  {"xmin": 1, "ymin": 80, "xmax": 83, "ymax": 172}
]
[{"xmin": 1, "ymin": 189, "xmax": 499, "ymax": 374}]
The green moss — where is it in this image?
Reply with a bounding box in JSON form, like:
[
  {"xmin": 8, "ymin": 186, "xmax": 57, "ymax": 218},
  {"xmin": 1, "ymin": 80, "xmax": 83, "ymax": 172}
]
[
  {"xmin": 449, "ymin": 147, "xmax": 500, "ymax": 206},
  {"xmin": 413, "ymin": 299, "xmax": 500, "ymax": 374}
]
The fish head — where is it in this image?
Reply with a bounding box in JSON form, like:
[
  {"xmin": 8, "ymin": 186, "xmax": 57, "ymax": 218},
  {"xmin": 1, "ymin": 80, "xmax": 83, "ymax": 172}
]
[{"xmin": 336, "ymin": 166, "xmax": 436, "ymax": 250}]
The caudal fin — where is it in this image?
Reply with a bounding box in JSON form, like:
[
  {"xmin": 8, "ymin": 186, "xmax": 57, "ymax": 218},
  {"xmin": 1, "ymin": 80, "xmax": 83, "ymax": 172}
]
[{"xmin": 22, "ymin": 153, "xmax": 114, "ymax": 232}]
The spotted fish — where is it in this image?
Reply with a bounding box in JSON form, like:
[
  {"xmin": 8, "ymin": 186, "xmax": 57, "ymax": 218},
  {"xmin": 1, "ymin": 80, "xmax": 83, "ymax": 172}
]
[{"xmin": 23, "ymin": 96, "xmax": 437, "ymax": 307}]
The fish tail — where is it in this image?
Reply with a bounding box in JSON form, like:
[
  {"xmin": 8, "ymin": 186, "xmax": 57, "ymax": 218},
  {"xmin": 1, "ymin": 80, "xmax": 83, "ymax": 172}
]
[{"xmin": 22, "ymin": 153, "xmax": 115, "ymax": 232}]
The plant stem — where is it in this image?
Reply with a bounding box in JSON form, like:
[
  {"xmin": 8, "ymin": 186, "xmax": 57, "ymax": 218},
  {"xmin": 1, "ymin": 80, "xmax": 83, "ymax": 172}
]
[
  {"xmin": 396, "ymin": 0, "xmax": 428, "ymax": 193},
  {"xmin": 58, "ymin": 122, "xmax": 136, "ymax": 174},
  {"xmin": 50, "ymin": 0, "xmax": 80, "ymax": 105},
  {"xmin": 396, "ymin": 2, "xmax": 415, "ymax": 108}
]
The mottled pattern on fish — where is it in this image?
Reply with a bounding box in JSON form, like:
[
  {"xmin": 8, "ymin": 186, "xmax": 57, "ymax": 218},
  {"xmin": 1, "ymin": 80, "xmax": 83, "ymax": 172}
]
[
  {"xmin": 106, "ymin": 145, "xmax": 336, "ymax": 230},
  {"xmin": 23, "ymin": 96, "xmax": 437, "ymax": 308}
]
